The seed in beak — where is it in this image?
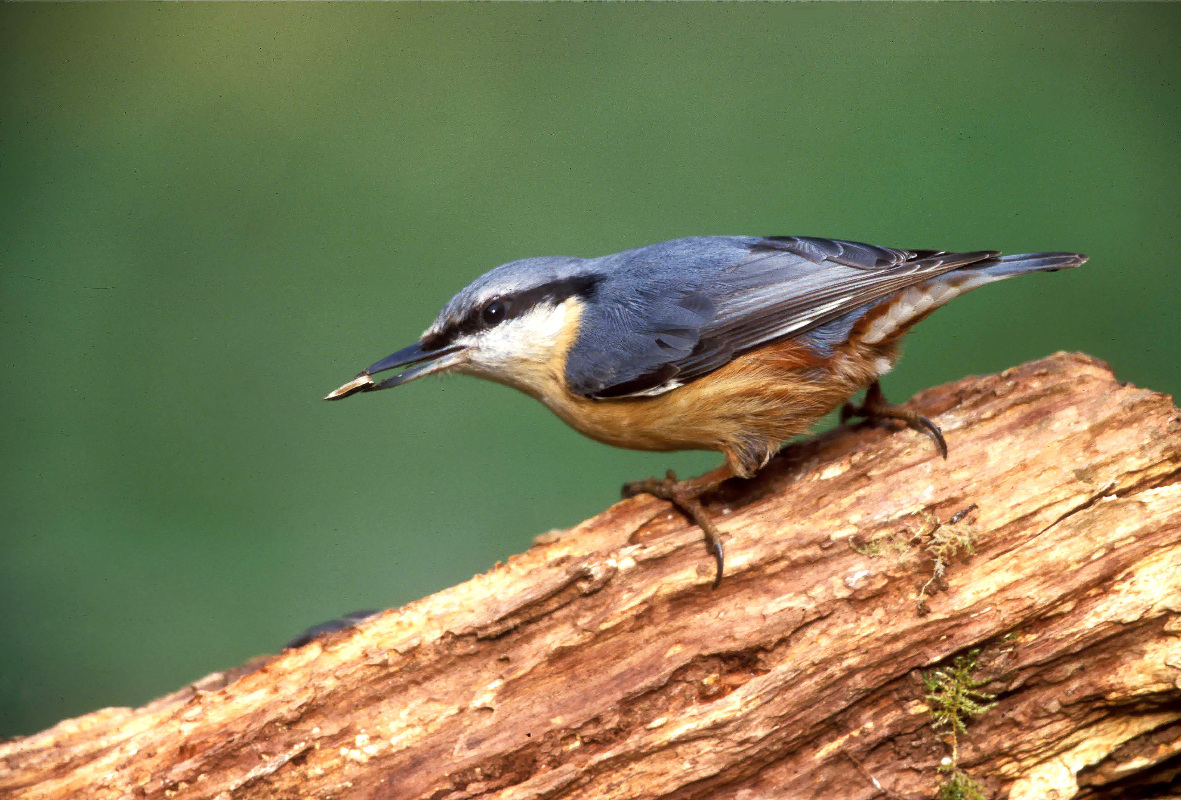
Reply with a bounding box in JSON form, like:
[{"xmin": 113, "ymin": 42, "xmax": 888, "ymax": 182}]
[{"xmin": 324, "ymin": 374, "xmax": 376, "ymax": 401}]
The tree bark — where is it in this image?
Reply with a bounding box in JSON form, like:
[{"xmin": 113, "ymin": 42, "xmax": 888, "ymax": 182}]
[{"xmin": 2, "ymin": 352, "xmax": 1179, "ymax": 800}]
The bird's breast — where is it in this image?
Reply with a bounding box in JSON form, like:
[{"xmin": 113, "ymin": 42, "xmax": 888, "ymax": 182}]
[{"xmin": 538, "ymin": 336, "xmax": 898, "ymax": 471}]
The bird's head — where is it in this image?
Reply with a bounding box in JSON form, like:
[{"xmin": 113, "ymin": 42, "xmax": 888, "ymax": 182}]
[{"xmin": 325, "ymin": 255, "xmax": 598, "ymax": 401}]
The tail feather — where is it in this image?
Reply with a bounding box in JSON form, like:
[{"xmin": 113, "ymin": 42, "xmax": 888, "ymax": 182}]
[
  {"xmin": 977, "ymin": 251, "xmax": 1089, "ymax": 278},
  {"xmin": 858, "ymin": 250, "xmax": 1087, "ymax": 345}
]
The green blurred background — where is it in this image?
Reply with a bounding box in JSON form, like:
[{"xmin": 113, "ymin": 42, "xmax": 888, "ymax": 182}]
[{"xmin": 2, "ymin": 4, "xmax": 1178, "ymax": 738}]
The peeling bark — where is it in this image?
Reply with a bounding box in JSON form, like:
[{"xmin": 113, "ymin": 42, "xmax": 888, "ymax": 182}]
[{"xmin": 2, "ymin": 352, "xmax": 1179, "ymax": 800}]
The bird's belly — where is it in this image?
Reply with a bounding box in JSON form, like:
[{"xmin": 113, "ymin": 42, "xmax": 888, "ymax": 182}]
[{"xmin": 540, "ymin": 339, "xmax": 897, "ymax": 465}]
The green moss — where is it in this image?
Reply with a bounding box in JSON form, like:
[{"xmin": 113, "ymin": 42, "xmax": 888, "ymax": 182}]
[
  {"xmin": 851, "ymin": 538, "xmax": 887, "ymax": 558},
  {"xmin": 924, "ymin": 518, "xmax": 977, "ymax": 584},
  {"xmin": 924, "ymin": 650, "xmax": 997, "ymax": 735},
  {"xmin": 851, "ymin": 504, "xmax": 980, "ymax": 613},
  {"xmin": 925, "ymin": 650, "xmax": 997, "ymax": 799},
  {"xmin": 937, "ymin": 768, "xmax": 989, "ymax": 800},
  {"xmin": 917, "ymin": 506, "xmax": 979, "ymax": 610}
]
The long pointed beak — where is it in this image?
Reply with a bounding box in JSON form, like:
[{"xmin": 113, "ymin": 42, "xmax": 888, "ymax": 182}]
[{"xmin": 324, "ymin": 342, "xmax": 465, "ymax": 401}]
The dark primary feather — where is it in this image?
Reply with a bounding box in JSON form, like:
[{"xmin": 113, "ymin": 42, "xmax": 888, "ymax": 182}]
[{"xmin": 564, "ymin": 236, "xmax": 1001, "ymax": 399}]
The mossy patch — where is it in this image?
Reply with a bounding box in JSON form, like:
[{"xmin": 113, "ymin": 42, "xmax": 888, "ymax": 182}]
[
  {"xmin": 850, "ymin": 503, "xmax": 980, "ymax": 613},
  {"xmin": 924, "ymin": 649, "xmax": 997, "ymax": 800}
]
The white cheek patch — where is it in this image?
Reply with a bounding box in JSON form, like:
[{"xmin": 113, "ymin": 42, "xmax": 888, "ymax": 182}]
[
  {"xmin": 860, "ymin": 273, "xmax": 998, "ymax": 345},
  {"xmin": 462, "ymin": 302, "xmax": 569, "ymax": 374}
]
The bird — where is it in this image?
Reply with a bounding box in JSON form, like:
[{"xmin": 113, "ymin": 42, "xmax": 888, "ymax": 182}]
[{"xmin": 326, "ymin": 236, "xmax": 1086, "ymax": 587}]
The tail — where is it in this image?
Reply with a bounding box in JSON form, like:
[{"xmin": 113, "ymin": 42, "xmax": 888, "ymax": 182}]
[
  {"xmin": 973, "ymin": 251, "xmax": 1089, "ymax": 279},
  {"xmin": 858, "ymin": 250, "xmax": 1087, "ymax": 345}
]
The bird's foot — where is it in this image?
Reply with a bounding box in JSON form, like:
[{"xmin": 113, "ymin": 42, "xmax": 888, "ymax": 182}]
[
  {"xmin": 622, "ymin": 469, "xmax": 726, "ymax": 590},
  {"xmin": 840, "ymin": 380, "xmax": 948, "ymax": 458}
]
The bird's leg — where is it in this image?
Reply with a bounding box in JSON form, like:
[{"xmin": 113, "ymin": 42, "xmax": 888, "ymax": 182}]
[
  {"xmin": 840, "ymin": 380, "xmax": 948, "ymax": 458},
  {"xmin": 622, "ymin": 465, "xmax": 733, "ymax": 589}
]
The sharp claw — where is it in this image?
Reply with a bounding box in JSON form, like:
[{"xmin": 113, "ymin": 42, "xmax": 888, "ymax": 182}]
[
  {"xmin": 933, "ymin": 427, "xmax": 949, "ymax": 459},
  {"xmin": 912, "ymin": 414, "xmax": 948, "ymax": 459},
  {"xmin": 844, "ymin": 383, "xmax": 949, "ymax": 459},
  {"xmin": 709, "ymin": 538, "xmax": 725, "ymax": 590}
]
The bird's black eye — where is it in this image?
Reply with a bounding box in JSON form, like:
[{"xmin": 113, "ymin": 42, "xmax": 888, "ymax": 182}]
[{"xmin": 481, "ymin": 298, "xmax": 508, "ymax": 326}]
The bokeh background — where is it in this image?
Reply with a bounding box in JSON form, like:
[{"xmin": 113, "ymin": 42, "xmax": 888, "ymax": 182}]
[{"xmin": 3, "ymin": 4, "xmax": 1178, "ymax": 738}]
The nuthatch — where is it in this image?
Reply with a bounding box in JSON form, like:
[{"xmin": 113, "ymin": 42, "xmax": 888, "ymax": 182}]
[{"xmin": 327, "ymin": 236, "xmax": 1086, "ymax": 587}]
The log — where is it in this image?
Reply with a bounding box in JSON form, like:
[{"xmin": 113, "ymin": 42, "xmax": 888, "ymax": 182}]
[{"xmin": 2, "ymin": 352, "xmax": 1179, "ymax": 800}]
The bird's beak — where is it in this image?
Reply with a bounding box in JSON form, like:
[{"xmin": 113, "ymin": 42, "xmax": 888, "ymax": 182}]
[{"xmin": 324, "ymin": 342, "xmax": 466, "ymax": 401}]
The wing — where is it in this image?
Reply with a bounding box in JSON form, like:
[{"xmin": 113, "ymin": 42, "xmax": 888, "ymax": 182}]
[{"xmin": 564, "ymin": 236, "xmax": 998, "ymax": 399}]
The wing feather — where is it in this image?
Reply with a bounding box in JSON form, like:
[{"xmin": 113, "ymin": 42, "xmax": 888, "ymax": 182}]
[{"xmin": 564, "ymin": 236, "xmax": 997, "ymax": 399}]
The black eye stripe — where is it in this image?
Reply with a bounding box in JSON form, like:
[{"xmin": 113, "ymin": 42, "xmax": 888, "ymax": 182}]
[{"xmin": 425, "ymin": 275, "xmax": 599, "ymax": 351}]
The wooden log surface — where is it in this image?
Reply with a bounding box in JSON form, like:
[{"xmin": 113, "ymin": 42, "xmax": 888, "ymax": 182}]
[{"xmin": 2, "ymin": 352, "xmax": 1179, "ymax": 800}]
